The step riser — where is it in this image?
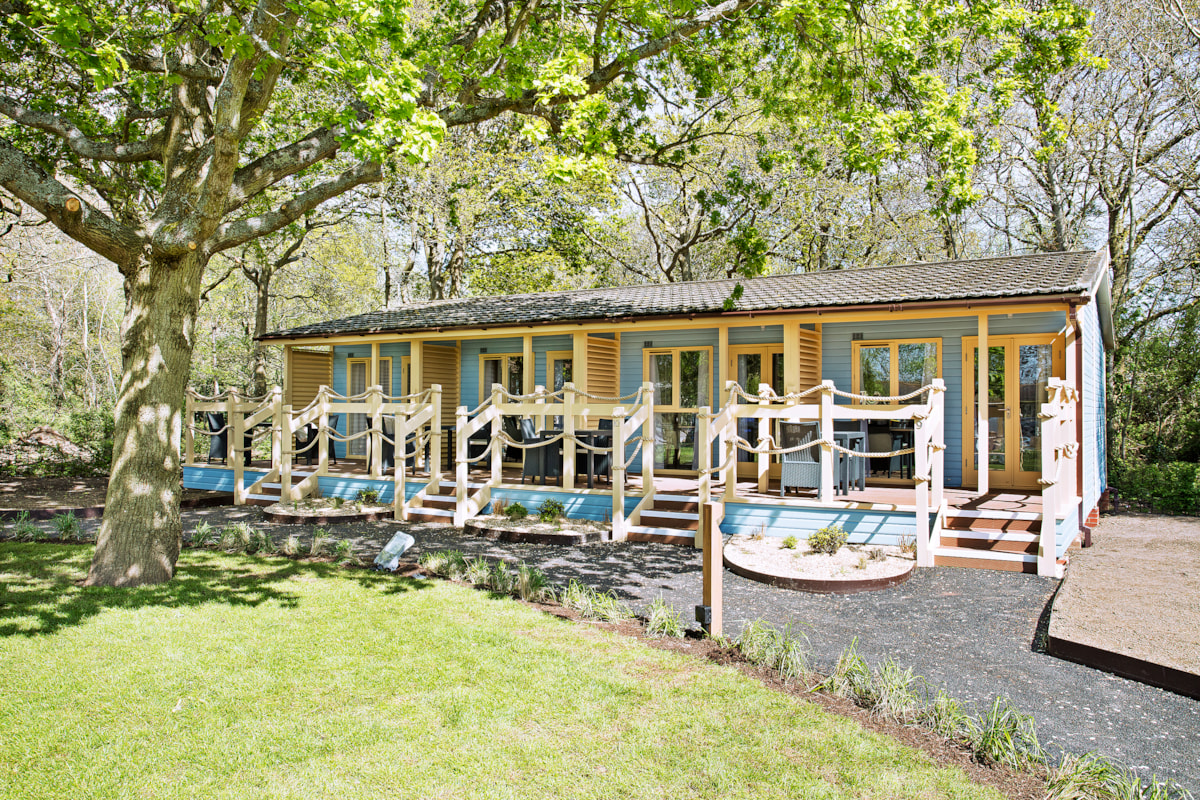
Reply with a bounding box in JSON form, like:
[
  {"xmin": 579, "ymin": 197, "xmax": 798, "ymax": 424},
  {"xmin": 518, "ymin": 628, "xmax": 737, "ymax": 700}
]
[
  {"xmin": 637, "ymin": 514, "xmax": 698, "ymax": 531},
  {"xmin": 628, "ymin": 530, "xmax": 695, "ymax": 546},
  {"xmin": 653, "ymin": 501, "xmax": 700, "ymax": 513},
  {"xmin": 935, "ymin": 555, "xmax": 1037, "ymax": 574},
  {"xmin": 940, "ymin": 537, "xmax": 1039, "ymax": 555},
  {"xmin": 946, "ymin": 518, "xmax": 1040, "ymax": 534}
]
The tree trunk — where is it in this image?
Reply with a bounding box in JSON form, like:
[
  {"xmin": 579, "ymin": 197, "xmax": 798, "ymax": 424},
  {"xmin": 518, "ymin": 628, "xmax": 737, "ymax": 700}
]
[
  {"xmin": 250, "ymin": 273, "xmax": 271, "ymax": 398},
  {"xmin": 86, "ymin": 253, "xmax": 203, "ymax": 587}
]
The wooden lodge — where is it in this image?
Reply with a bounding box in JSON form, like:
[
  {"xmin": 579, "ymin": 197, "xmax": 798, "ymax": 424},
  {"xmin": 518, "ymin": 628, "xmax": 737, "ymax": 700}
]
[{"xmin": 182, "ymin": 249, "xmax": 1116, "ymax": 577}]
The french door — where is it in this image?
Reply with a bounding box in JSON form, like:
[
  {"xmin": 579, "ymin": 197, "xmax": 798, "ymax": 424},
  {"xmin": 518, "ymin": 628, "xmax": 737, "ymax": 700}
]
[
  {"xmin": 646, "ymin": 347, "xmax": 711, "ymax": 472},
  {"xmin": 347, "ymin": 358, "xmax": 391, "ymax": 458},
  {"xmin": 962, "ymin": 336, "xmax": 1063, "ymax": 490},
  {"xmin": 729, "ymin": 346, "xmax": 785, "ymax": 478}
]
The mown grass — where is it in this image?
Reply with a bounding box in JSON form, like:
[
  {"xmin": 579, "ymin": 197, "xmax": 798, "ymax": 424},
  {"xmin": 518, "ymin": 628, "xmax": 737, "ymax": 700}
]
[{"xmin": 0, "ymin": 543, "xmax": 1005, "ymax": 800}]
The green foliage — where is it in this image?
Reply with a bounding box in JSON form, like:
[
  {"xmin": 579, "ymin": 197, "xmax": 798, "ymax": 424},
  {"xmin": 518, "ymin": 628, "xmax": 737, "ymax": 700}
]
[
  {"xmin": 309, "ymin": 528, "xmax": 329, "ymax": 558},
  {"xmin": 514, "ymin": 561, "xmax": 554, "ymax": 603},
  {"xmin": 51, "ymin": 511, "xmax": 82, "ymax": 542},
  {"xmin": 10, "ymin": 511, "xmax": 39, "ymax": 542},
  {"xmin": 488, "ymin": 561, "xmax": 517, "ymax": 595},
  {"xmin": 559, "ymin": 580, "xmax": 632, "ymax": 622},
  {"xmin": 354, "ymin": 489, "xmax": 380, "ymax": 505},
  {"xmin": 807, "ymin": 525, "xmax": 848, "ymax": 555},
  {"xmin": 332, "ymin": 539, "xmax": 356, "ymax": 565},
  {"xmin": 1110, "ymin": 459, "xmax": 1200, "ymax": 515},
  {"xmin": 972, "ymin": 696, "xmax": 1045, "ymax": 771},
  {"xmin": 329, "ymin": 496, "xmax": 345, "ymax": 510},
  {"xmin": 191, "ymin": 521, "xmax": 215, "ymax": 547},
  {"xmin": 221, "ymin": 522, "xmax": 255, "ymax": 553},
  {"xmin": 506, "ymin": 502, "xmax": 528, "ymax": 521},
  {"xmin": 781, "ymin": 535, "xmax": 798, "ymax": 550},
  {"xmin": 733, "ymin": 620, "xmax": 811, "ymax": 684},
  {"xmin": 464, "ymin": 556, "xmax": 492, "ymax": 586},
  {"xmin": 921, "ymin": 689, "xmax": 978, "ymax": 743},
  {"xmin": 644, "ymin": 595, "xmax": 685, "ymax": 639},
  {"xmin": 819, "ymin": 638, "xmax": 876, "ymax": 704},
  {"xmin": 283, "ymin": 534, "xmax": 302, "ymax": 557},
  {"xmin": 537, "ymin": 498, "xmax": 565, "ymax": 523},
  {"xmin": 871, "ymin": 659, "xmax": 920, "ymax": 724}
]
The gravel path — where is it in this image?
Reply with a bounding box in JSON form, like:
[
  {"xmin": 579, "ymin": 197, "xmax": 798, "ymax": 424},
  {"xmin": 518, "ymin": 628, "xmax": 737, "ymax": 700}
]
[{"xmin": 60, "ymin": 506, "xmax": 1200, "ymax": 791}]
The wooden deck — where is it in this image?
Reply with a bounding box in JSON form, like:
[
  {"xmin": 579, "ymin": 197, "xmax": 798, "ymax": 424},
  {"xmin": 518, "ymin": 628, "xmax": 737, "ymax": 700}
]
[{"xmin": 220, "ymin": 457, "xmax": 1041, "ymax": 515}]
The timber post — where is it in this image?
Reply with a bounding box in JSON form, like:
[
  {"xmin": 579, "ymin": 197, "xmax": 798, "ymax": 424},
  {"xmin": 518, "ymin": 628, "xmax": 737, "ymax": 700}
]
[
  {"xmin": 368, "ymin": 384, "xmax": 383, "ymax": 480},
  {"xmin": 914, "ymin": 399, "xmax": 931, "ymax": 567},
  {"xmin": 698, "ymin": 502, "xmax": 723, "ymax": 637},
  {"xmin": 723, "ymin": 380, "xmax": 737, "ymax": 502},
  {"xmin": 757, "ymin": 383, "xmax": 770, "ymax": 494},
  {"xmin": 490, "ymin": 384, "xmax": 503, "ymax": 488},
  {"xmin": 279, "ymin": 400, "xmax": 293, "ymax": 504},
  {"xmin": 394, "ymin": 411, "xmax": 408, "ymax": 521},
  {"xmin": 640, "ymin": 381, "xmax": 655, "ymax": 508},
  {"xmin": 818, "ymin": 381, "xmax": 835, "ymax": 504},
  {"xmin": 184, "ymin": 391, "xmax": 195, "ymax": 466},
  {"xmin": 454, "ymin": 405, "xmax": 468, "ymax": 526},
  {"xmin": 611, "ymin": 406, "xmax": 627, "ymax": 541},
  {"xmin": 429, "ymin": 384, "xmax": 443, "ymax": 489},
  {"xmin": 563, "ymin": 382, "xmax": 577, "ymax": 490},
  {"xmin": 317, "ymin": 386, "xmax": 330, "ymax": 477},
  {"xmin": 229, "ymin": 388, "xmax": 244, "ymax": 505}
]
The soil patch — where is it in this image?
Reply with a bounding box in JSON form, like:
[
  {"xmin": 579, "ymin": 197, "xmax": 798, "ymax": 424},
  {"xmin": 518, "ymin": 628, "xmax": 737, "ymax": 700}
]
[
  {"xmin": 0, "ymin": 476, "xmax": 228, "ymax": 518},
  {"xmin": 465, "ymin": 514, "xmax": 608, "ymax": 545},
  {"xmin": 724, "ymin": 534, "xmax": 914, "ymax": 593},
  {"xmin": 1048, "ymin": 512, "xmax": 1200, "ymax": 696},
  {"xmin": 262, "ymin": 499, "xmax": 396, "ymax": 525}
]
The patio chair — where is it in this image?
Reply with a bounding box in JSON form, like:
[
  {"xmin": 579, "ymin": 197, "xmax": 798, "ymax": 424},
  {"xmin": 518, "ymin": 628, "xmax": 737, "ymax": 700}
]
[
  {"xmin": 576, "ymin": 418, "xmax": 612, "ymax": 485},
  {"xmin": 521, "ymin": 418, "xmax": 562, "ymax": 485},
  {"xmin": 779, "ymin": 421, "xmax": 822, "ymax": 497},
  {"xmin": 294, "ymin": 422, "xmax": 318, "ymax": 466},
  {"xmin": 205, "ymin": 412, "xmax": 252, "ymax": 465},
  {"xmin": 501, "ymin": 416, "xmax": 522, "ymax": 463},
  {"xmin": 326, "ymin": 414, "xmax": 341, "ymax": 464},
  {"xmin": 467, "ymin": 423, "xmax": 492, "ymax": 469}
]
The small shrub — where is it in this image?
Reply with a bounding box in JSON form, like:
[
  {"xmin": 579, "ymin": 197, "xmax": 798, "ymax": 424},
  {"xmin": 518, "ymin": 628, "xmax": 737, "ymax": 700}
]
[
  {"xmin": 921, "ymin": 689, "xmax": 978, "ymax": 743},
  {"xmin": 751, "ymin": 525, "xmax": 766, "ymax": 541},
  {"xmin": 12, "ymin": 512, "xmax": 39, "ymax": 542},
  {"xmin": 192, "ymin": 520, "xmax": 215, "ymax": 547},
  {"xmin": 972, "ymin": 696, "xmax": 1044, "ymax": 771},
  {"xmin": 781, "ymin": 535, "xmax": 798, "ymax": 550},
  {"xmin": 222, "ymin": 522, "xmax": 254, "ymax": 552},
  {"xmin": 332, "ymin": 539, "xmax": 357, "ymax": 565},
  {"xmin": 489, "ymin": 561, "xmax": 516, "ymax": 594},
  {"xmin": 855, "ymin": 555, "xmax": 868, "ymax": 569},
  {"xmin": 515, "ymin": 561, "xmax": 553, "ymax": 602},
  {"xmin": 418, "ymin": 550, "xmax": 448, "ymax": 576},
  {"xmin": 898, "ymin": 535, "xmax": 917, "ymax": 558},
  {"xmin": 537, "ymin": 498, "xmax": 565, "ymax": 523},
  {"xmin": 1045, "ymin": 752, "xmax": 1136, "ymax": 800},
  {"xmin": 872, "ymin": 659, "xmax": 920, "ymax": 723},
  {"xmin": 282, "ymin": 534, "xmax": 301, "ymax": 556},
  {"xmin": 464, "ymin": 556, "xmax": 492, "ymax": 585},
  {"xmin": 560, "ymin": 580, "xmax": 631, "ymax": 622},
  {"xmin": 867, "ymin": 547, "xmax": 887, "ymax": 562},
  {"xmin": 443, "ymin": 550, "xmax": 468, "ymax": 581},
  {"xmin": 330, "ymin": 496, "xmax": 345, "ymax": 510},
  {"xmin": 807, "ymin": 524, "xmax": 848, "ymax": 555},
  {"xmin": 309, "ymin": 528, "xmax": 329, "ymax": 557},
  {"xmin": 644, "ymin": 595, "xmax": 685, "ymax": 638},
  {"xmin": 491, "ymin": 499, "xmax": 507, "ymax": 517},
  {"xmin": 354, "ymin": 489, "xmax": 380, "ymax": 504},
  {"xmin": 506, "ymin": 502, "xmax": 528, "ymax": 521},
  {"xmin": 819, "ymin": 638, "xmax": 876, "ymax": 705},
  {"xmin": 733, "ymin": 620, "xmax": 811, "ymax": 684},
  {"xmin": 52, "ymin": 511, "xmax": 81, "ymax": 542}
]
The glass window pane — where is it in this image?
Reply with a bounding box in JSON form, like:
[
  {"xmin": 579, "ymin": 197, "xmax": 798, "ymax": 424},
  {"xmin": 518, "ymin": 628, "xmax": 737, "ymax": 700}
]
[
  {"xmin": 897, "ymin": 343, "xmax": 937, "ymax": 402},
  {"xmin": 771, "ymin": 352, "xmax": 785, "ymax": 396},
  {"xmin": 738, "ymin": 353, "xmax": 762, "ymax": 394},
  {"xmin": 483, "ymin": 358, "xmax": 501, "ymax": 394},
  {"xmin": 680, "ymin": 350, "xmax": 709, "ymax": 408},
  {"xmin": 1018, "ymin": 344, "xmax": 1053, "ymax": 472},
  {"xmin": 859, "ymin": 346, "xmax": 891, "ymax": 399},
  {"xmin": 507, "ymin": 356, "xmax": 523, "ymax": 396},
  {"xmin": 971, "ymin": 346, "xmax": 1007, "ymax": 471},
  {"xmin": 654, "ymin": 412, "xmax": 697, "ymax": 470},
  {"xmin": 552, "ymin": 358, "xmax": 572, "ymax": 391},
  {"xmin": 651, "ymin": 353, "xmax": 673, "ymax": 406},
  {"xmin": 379, "ymin": 360, "xmax": 392, "ymax": 395}
]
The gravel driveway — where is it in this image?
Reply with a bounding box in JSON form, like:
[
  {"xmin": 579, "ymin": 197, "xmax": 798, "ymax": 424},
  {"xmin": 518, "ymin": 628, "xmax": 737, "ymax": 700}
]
[{"xmin": 63, "ymin": 506, "xmax": 1200, "ymax": 791}]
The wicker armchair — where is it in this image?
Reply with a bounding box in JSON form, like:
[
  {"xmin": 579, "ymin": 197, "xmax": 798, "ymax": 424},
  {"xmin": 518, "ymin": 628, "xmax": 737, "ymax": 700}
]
[{"xmin": 779, "ymin": 422, "xmax": 823, "ymax": 497}]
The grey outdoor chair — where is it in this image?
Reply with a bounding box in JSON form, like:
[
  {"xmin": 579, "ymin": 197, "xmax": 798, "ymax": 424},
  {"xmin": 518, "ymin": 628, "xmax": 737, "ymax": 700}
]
[
  {"xmin": 779, "ymin": 421, "xmax": 823, "ymax": 497},
  {"xmin": 520, "ymin": 418, "xmax": 562, "ymax": 485}
]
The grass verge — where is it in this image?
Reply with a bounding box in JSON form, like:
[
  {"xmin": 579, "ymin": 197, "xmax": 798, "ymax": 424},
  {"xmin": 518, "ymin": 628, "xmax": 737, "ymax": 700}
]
[{"xmin": 0, "ymin": 542, "xmax": 1004, "ymax": 800}]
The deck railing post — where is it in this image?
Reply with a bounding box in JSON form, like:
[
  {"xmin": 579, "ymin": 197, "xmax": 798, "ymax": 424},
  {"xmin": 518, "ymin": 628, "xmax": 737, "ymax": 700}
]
[
  {"xmin": 1038, "ymin": 395, "xmax": 1059, "ymax": 577},
  {"xmin": 454, "ymin": 405, "xmax": 469, "ymax": 525},
  {"xmin": 429, "ymin": 384, "xmax": 443, "ymax": 491},
  {"xmin": 697, "ymin": 410, "xmax": 711, "ymax": 507},
  {"xmin": 611, "ymin": 406, "xmax": 627, "ymax": 541},
  {"xmin": 184, "ymin": 391, "xmax": 195, "ymax": 466},
  {"xmin": 757, "ymin": 383, "xmax": 771, "ymax": 494},
  {"xmin": 229, "ymin": 389, "xmax": 244, "ymax": 505},
  {"xmin": 535, "ymin": 384, "xmax": 546, "ymax": 432},
  {"xmin": 368, "ymin": 384, "xmax": 383, "ymax": 479},
  {"xmin": 722, "ymin": 380, "xmax": 737, "ymax": 503},
  {"xmin": 394, "ymin": 410, "xmax": 408, "ymax": 521},
  {"xmin": 279, "ymin": 398, "xmax": 293, "ymax": 504},
  {"xmin": 563, "ymin": 382, "xmax": 577, "ymax": 490},
  {"xmin": 818, "ymin": 381, "xmax": 835, "ymax": 504},
  {"xmin": 317, "ymin": 386, "xmax": 330, "ymax": 478},
  {"xmin": 490, "ymin": 384, "xmax": 503, "ymax": 487},
  {"xmin": 931, "ymin": 380, "xmax": 945, "ymax": 512},
  {"xmin": 914, "ymin": 399, "xmax": 931, "ymax": 568},
  {"xmin": 640, "ymin": 381, "xmax": 655, "ymax": 504}
]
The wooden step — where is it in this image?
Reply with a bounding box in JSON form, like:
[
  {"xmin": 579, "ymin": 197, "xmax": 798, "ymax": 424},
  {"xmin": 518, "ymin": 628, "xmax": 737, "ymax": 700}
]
[
  {"xmin": 406, "ymin": 507, "xmax": 455, "ymax": 524},
  {"xmin": 421, "ymin": 496, "xmax": 457, "ymax": 511},
  {"xmin": 637, "ymin": 511, "xmax": 699, "ymax": 531},
  {"xmin": 939, "ymin": 529, "xmax": 1039, "ymax": 555},
  {"xmin": 945, "ymin": 514, "xmax": 1040, "ymax": 534},
  {"xmin": 934, "ymin": 546, "xmax": 1038, "ymax": 573},
  {"xmin": 628, "ymin": 526, "xmax": 695, "ymax": 546},
  {"xmin": 652, "ymin": 498, "xmax": 700, "ymax": 513}
]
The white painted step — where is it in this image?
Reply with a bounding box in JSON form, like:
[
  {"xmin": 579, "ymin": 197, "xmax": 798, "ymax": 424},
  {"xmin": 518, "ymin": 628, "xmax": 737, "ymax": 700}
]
[
  {"xmin": 933, "ymin": 546, "xmax": 1036, "ymax": 564},
  {"xmin": 409, "ymin": 507, "xmax": 454, "ymax": 518},
  {"xmin": 628, "ymin": 525, "xmax": 695, "ymax": 539},
  {"xmin": 942, "ymin": 529, "xmax": 1039, "ymax": 543},
  {"xmin": 947, "ymin": 508, "xmax": 1041, "ymax": 521},
  {"xmin": 639, "ymin": 509, "xmax": 698, "ymax": 521}
]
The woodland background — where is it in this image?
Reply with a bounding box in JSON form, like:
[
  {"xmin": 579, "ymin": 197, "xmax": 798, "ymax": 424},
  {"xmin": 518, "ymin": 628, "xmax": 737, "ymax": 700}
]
[{"xmin": 1, "ymin": 0, "xmax": 1197, "ymax": 512}]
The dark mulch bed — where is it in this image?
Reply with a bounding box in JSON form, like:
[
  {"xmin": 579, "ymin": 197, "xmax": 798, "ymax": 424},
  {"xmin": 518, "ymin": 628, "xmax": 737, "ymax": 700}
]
[{"xmin": 0, "ymin": 476, "xmax": 227, "ymax": 519}]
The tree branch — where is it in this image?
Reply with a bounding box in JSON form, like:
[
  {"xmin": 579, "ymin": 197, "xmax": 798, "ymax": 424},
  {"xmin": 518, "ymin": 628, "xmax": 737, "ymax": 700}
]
[
  {"xmin": 225, "ymin": 126, "xmax": 342, "ymax": 213},
  {"xmin": 0, "ymin": 95, "xmax": 164, "ymax": 163}
]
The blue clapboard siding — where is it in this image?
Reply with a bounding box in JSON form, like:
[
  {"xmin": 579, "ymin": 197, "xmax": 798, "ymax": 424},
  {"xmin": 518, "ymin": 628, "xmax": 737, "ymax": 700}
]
[
  {"xmin": 1056, "ymin": 512, "xmax": 1079, "ymax": 558},
  {"xmin": 821, "ymin": 312, "xmax": 1066, "ymax": 487},
  {"xmin": 1079, "ymin": 301, "xmax": 1106, "ymax": 514},
  {"xmin": 533, "ymin": 334, "xmax": 573, "ymax": 388},
  {"xmin": 728, "ymin": 324, "xmax": 783, "ymax": 345},
  {"xmin": 460, "ymin": 336, "xmax": 523, "ymax": 405},
  {"xmin": 486, "ymin": 487, "xmax": 641, "ymax": 522},
  {"xmin": 720, "ymin": 503, "xmax": 917, "ymax": 543}
]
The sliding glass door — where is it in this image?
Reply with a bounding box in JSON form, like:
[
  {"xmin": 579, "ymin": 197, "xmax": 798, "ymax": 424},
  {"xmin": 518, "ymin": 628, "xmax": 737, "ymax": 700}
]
[{"xmin": 647, "ymin": 348, "xmax": 711, "ymax": 471}]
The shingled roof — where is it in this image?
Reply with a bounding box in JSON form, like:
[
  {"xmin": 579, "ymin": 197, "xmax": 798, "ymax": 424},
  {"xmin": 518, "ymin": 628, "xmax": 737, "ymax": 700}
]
[{"xmin": 262, "ymin": 249, "xmax": 1107, "ymax": 340}]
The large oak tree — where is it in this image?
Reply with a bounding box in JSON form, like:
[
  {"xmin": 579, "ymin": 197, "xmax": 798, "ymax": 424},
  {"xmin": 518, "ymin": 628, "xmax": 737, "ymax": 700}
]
[{"xmin": 0, "ymin": 0, "xmax": 1091, "ymax": 585}]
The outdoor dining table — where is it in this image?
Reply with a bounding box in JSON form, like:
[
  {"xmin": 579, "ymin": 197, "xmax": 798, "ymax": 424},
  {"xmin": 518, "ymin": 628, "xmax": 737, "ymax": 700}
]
[
  {"xmin": 545, "ymin": 429, "xmax": 610, "ymax": 489},
  {"xmin": 833, "ymin": 431, "xmax": 866, "ymax": 495}
]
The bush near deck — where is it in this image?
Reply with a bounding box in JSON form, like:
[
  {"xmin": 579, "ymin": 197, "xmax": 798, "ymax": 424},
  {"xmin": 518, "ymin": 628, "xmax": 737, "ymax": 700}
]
[
  {"xmin": 0, "ymin": 543, "xmax": 1004, "ymax": 800},
  {"xmin": 1111, "ymin": 459, "xmax": 1200, "ymax": 515}
]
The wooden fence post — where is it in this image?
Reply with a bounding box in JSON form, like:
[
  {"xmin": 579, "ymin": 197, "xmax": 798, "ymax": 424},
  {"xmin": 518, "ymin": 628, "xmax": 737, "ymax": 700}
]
[
  {"xmin": 914, "ymin": 405, "xmax": 931, "ymax": 567},
  {"xmin": 697, "ymin": 410, "xmax": 711, "ymax": 508},
  {"xmin": 723, "ymin": 381, "xmax": 737, "ymax": 502},
  {"xmin": 317, "ymin": 386, "xmax": 330, "ymax": 479},
  {"xmin": 611, "ymin": 407, "xmax": 627, "ymax": 541},
  {"xmin": 563, "ymin": 382, "xmax": 577, "ymax": 490},
  {"xmin": 490, "ymin": 384, "xmax": 503, "ymax": 487},
  {"xmin": 394, "ymin": 411, "xmax": 408, "ymax": 521},
  {"xmin": 229, "ymin": 389, "xmax": 244, "ymax": 505},
  {"xmin": 1039, "ymin": 400, "xmax": 1059, "ymax": 577},
  {"xmin": 184, "ymin": 391, "xmax": 195, "ymax": 466},
  {"xmin": 369, "ymin": 384, "xmax": 383, "ymax": 479},
  {"xmin": 818, "ymin": 381, "xmax": 835, "ymax": 504},
  {"xmin": 699, "ymin": 502, "xmax": 723, "ymax": 637},
  {"xmin": 757, "ymin": 383, "xmax": 770, "ymax": 494},
  {"xmin": 454, "ymin": 406, "xmax": 469, "ymax": 526},
  {"xmin": 640, "ymin": 381, "xmax": 655, "ymax": 505},
  {"xmin": 280, "ymin": 400, "xmax": 293, "ymax": 504},
  {"xmin": 429, "ymin": 383, "xmax": 443, "ymax": 490}
]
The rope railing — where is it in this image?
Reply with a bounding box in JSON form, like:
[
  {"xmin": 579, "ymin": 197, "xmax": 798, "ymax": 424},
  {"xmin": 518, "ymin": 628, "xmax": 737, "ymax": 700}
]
[
  {"xmin": 729, "ymin": 383, "xmax": 823, "ymax": 403},
  {"xmin": 731, "ymin": 433, "xmax": 915, "ymax": 459},
  {"xmin": 575, "ymin": 387, "xmax": 645, "ymax": 403},
  {"xmin": 827, "ymin": 385, "xmax": 935, "ymax": 403},
  {"xmin": 382, "ymin": 389, "xmax": 434, "ymax": 403},
  {"xmin": 492, "ymin": 386, "xmax": 567, "ymax": 402}
]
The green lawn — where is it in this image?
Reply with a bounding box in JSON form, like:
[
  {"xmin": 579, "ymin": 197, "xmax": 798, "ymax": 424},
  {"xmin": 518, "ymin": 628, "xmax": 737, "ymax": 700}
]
[{"xmin": 0, "ymin": 544, "xmax": 999, "ymax": 799}]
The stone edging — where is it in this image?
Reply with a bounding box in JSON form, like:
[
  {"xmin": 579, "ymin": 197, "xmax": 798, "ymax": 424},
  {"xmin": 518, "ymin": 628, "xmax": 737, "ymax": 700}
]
[
  {"xmin": 722, "ymin": 550, "xmax": 914, "ymax": 594},
  {"xmin": 464, "ymin": 519, "xmax": 604, "ymax": 545}
]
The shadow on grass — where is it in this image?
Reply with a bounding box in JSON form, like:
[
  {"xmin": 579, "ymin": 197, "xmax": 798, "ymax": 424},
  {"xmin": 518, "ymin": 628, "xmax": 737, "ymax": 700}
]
[{"xmin": 0, "ymin": 543, "xmax": 431, "ymax": 638}]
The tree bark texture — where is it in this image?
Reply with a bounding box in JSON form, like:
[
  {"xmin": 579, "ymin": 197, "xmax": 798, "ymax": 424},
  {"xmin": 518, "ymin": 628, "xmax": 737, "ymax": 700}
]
[{"xmin": 86, "ymin": 253, "xmax": 203, "ymax": 587}]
